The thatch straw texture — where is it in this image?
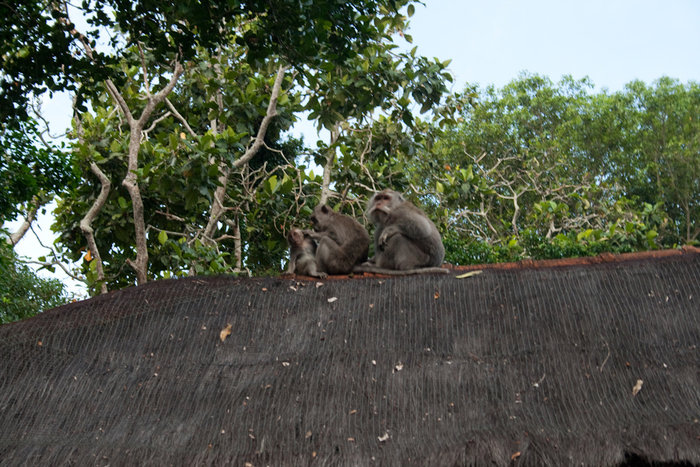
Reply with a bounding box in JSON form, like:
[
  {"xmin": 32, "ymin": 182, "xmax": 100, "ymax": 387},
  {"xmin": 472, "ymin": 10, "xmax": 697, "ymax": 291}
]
[{"xmin": 1, "ymin": 251, "xmax": 698, "ymax": 466}]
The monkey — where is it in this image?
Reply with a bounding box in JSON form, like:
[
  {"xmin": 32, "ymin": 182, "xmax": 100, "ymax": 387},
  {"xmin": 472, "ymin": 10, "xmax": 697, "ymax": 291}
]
[
  {"xmin": 353, "ymin": 188, "xmax": 448, "ymax": 275},
  {"xmin": 303, "ymin": 203, "xmax": 370, "ymax": 275},
  {"xmin": 286, "ymin": 227, "xmax": 327, "ymax": 278}
]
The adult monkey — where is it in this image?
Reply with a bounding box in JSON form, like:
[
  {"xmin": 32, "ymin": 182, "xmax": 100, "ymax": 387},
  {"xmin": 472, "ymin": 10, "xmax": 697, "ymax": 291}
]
[
  {"xmin": 354, "ymin": 189, "xmax": 448, "ymax": 275},
  {"xmin": 304, "ymin": 204, "xmax": 370, "ymax": 275}
]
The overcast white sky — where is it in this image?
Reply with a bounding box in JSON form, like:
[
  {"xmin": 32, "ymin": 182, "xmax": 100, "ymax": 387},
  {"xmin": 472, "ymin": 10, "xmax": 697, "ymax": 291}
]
[
  {"xmin": 404, "ymin": 0, "xmax": 700, "ymax": 92},
  {"xmin": 6, "ymin": 0, "xmax": 700, "ymax": 296}
]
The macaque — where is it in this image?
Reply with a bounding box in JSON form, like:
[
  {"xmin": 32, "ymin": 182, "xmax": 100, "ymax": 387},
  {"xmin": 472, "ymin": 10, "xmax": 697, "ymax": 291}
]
[
  {"xmin": 354, "ymin": 189, "xmax": 448, "ymax": 275},
  {"xmin": 286, "ymin": 228, "xmax": 327, "ymax": 278},
  {"xmin": 304, "ymin": 204, "xmax": 370, "ymax": 275}
]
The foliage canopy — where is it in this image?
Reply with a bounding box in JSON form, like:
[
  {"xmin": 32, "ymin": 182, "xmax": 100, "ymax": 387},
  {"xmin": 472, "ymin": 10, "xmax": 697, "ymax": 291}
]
[
  {"xmin": 0, "ymin": 241, "xmax": 73, "ymax": 324},
  {"xmin": 1, "ymin": 1, "xmax": 697, "ymax": 315}
]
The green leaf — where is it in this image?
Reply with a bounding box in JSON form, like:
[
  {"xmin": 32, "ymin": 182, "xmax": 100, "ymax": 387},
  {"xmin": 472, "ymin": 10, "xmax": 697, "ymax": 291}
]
[
  {"xmin": 158, "ymin": 230, "xmax": 168, "ymax": 245},
  {"xmin": 646, "ymin": 230, "xmax": 658, "ymax": 247},
  {"xmin": 265, "ymin": 175, "xmax": 278, "ymax": 194},
  {"xmin": 461, "ymin": 166, "xmax": 474, "ymax": 181},
  {"xmin": 576, "ymin": 229, "xmax": 594, "ymax": 242},
  {"xmin": 109, "ymin": 140, "xmax": 122, "ymax": 153}
]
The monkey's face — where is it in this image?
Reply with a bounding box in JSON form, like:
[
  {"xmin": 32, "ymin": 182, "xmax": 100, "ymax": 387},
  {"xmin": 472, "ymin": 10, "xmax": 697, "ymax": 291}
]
[
  {"xmin": 310, "ymin": 204, "xmax": 331, "ymax": 231},
  {"xmin": 367, "ymin": 189, "xmax": 403, "ymax": 225},
  {"xmin": 287, "ymin": 228, "xmax": 304, "ymax": 248}
]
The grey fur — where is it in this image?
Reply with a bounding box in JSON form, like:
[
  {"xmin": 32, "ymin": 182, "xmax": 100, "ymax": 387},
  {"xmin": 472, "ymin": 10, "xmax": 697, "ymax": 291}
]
[
  {"xmin": 286, "ymin": 228, "xmax": 327, "ymax": 278},
  {"xmin": 363, "ymin": 188, "xmax": 445, "ymax": 271},
  {"xmin": 305, "ymin": 204, "xmax": 370, "ymax": 275}
]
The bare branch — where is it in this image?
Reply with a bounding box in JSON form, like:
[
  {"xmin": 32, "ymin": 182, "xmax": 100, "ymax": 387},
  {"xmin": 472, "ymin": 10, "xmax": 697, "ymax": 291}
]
[
  {"xmin": 144, "ymin": 111, "xmax": 173, "ymax": 135},
  {"xmin": 30, "ymin": 98, "xmax": 67, "ymax": 141},
  {"xmin": 150, "ymin": 62, "xmax": 184, "ymax": 110},
  {"xmin": 7, "ymin": 197, "xmax": 41, "ymax": 246},
  {"xmin": 79, "ymin": 163, "xmax": 111, "ymax": 294},
  {"xmin": 145, "ymin": 225, "xmax": 188, "ymax": 238},
  {"xmin": 155, "ymin": 210, "xmax": 188, "ymax": 223},
  {"xmin": 104, "ymin": 80, "xmax": 136, "ymax": 125},
  {"xmin": 56, "ymin": 7, "xmax": 135, "ymax": 124},
  {"xmin": 23, "ymin": 258, "xmax": 84, "ymax": 283},
  {"xmin": 212, "ymin": 234, "xmax": 238, "ymax": 242},
  {"xmin": 203, "ymin": 64, "xmax": 289, "ymax": 243},
  {"xmin": 122, "ymin": 59, "xmax": 184, "ymax": 284},
  {"xmin": 26, "ymin": 224, "xmax": 87, "ymax": 284},
  {"xmin": 320, "ymin": 124, "xmax": 340, "ymax": 205},
  {"xmin": 165, "ymin": 98, "xmax": 198, "ymax": 137},
  {"xmin": 233, "ymin": 64, "xmax": 289, "ymax": 169},
  {"xmin": 137, "ymin": 43, "xmax": 151, "ymax": 97}
]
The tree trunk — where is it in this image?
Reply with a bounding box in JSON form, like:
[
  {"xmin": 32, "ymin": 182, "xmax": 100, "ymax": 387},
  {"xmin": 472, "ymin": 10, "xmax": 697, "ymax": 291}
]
[
  {"xmin": 108, "ymin": 61, "xmax": 184, "ymax": 285},
  {"xmin": 67, "ymin": 19, "xmax": 183, "ymax": 286},
  {"xmin": 122, "ymin": 129, "xmax": 149, "ymax": 284}
]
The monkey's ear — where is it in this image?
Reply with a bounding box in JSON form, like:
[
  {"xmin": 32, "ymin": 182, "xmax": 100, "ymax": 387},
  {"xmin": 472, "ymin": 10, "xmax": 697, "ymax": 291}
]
[{"xmin": 321, "ymin": 205, "xmax": 330, "ymax": 214}]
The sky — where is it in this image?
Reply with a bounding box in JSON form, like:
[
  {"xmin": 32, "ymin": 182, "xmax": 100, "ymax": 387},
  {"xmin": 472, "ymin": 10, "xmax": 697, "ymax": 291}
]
[
  {"xmin": 6, "ymin": 0, "xmax": 700, "ymax": 296},
  {"xmin": 404, "ymin": 0, "xmax": 700, "ymax": 93}
]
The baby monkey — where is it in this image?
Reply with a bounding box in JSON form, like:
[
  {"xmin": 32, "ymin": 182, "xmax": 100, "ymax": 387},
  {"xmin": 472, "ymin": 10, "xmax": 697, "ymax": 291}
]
[
  {"xmin": 286, "ymin": 227, "xmax": 327, "ymax": 278},
  {"xmin": 354, "ymin": 188, "xmax": 449, "ymax": 276}
]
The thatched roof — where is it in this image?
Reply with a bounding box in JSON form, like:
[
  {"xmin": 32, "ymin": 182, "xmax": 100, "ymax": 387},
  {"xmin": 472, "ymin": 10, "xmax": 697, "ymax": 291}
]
[{"xmin": 1, "ymin": 249, "xmax": 699, "ymax": 466}]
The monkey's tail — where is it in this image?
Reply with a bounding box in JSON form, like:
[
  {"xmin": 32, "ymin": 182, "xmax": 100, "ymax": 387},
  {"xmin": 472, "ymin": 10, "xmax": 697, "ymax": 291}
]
[{"xmin": 352, "ymin": 265, "xmax": 450, "ymax": 276}]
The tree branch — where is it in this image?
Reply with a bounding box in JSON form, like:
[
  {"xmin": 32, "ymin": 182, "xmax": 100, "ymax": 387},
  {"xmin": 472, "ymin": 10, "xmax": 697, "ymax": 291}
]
[
  {"xmin": 137, "ymin": 43, "xmax": 151, "ymax": 97},
  {"xmin": 25, "ymin": 224, "xmax": 87, "ymax": 284},
  {"xmin": 7, "ymin": 197, "xmax": 41, "ymax": 246},
  {"xmin": 165, "ymin": 98, "xmax": 198, "ymax": 137},
  {"xmin": 203, "ymin": 64, "xmax": 288, "ymax": 242},
  {"xmin": 144, "ymin": 110, "xmax": 173, "ymax": 135},
  {"xmin": 79, "ymin": 163, "xmax": 111, "ymax": 294},
  {"xmin": 320, "ymin": 124, "xmax": 340, "ymax": 205},
  {"xmin": 233, "ymin": 64, "xmax": 289, "ymax": 169}
]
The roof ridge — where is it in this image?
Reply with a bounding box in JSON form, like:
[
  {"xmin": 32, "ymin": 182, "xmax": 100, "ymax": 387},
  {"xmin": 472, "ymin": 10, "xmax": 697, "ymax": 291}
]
[{"xmin": 449, "ymin": 245, "xmax": 700, "ymax": 271}]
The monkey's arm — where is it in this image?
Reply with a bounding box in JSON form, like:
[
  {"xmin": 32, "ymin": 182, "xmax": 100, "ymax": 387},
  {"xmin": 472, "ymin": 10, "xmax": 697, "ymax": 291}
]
[
  {"xmin": 379, "ymin": 214, "xmax": 435, "ymax": 245},
  {"xmin": 377, "ymin": 224, "xmax": 401, "ymax": 249},
  {"xmin": 286, "ymin": 254, "xmax": 297, "ymax": 274},
  {"xmin": 296, "ymin": 256, "xmax": 328, "ymax": 279},
  {"xmin": 305, "ymin": 265, "xmax": 328, "ymax": 279},
  {"xmin": 303, "ymin": 229, "xmax": 336, "ymax": 243}
]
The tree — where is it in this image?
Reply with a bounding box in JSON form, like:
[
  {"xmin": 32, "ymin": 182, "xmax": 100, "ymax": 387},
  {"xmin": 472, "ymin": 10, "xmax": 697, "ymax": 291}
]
[
  {"xmin": 1, "ymin": 116, "xmax": 72, "ymax": 230},
  {"xmin": 609, "ymin": 78, "xmax": 700, "ymax": 245},
  {"xmin": 2, "ymin": 0, "xmax": 409, "ymax": 123},
  {"xmin": 39, "ymin": 0, "xmax": 455, "ymax": 293},
  {"xmin": 2, "ymin": 0, "xmax": 420, "ymax": 243},
  {"xmin": 54, "ymin": 44, "xmax": 307, "ymax": 291},
  {"xmin": 410, "ymin": 73, "xmax": 679, "ymax": 264},
  {"xmin": 0, "ymin": 240, "xmax": 73, "ymax": 324}
]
